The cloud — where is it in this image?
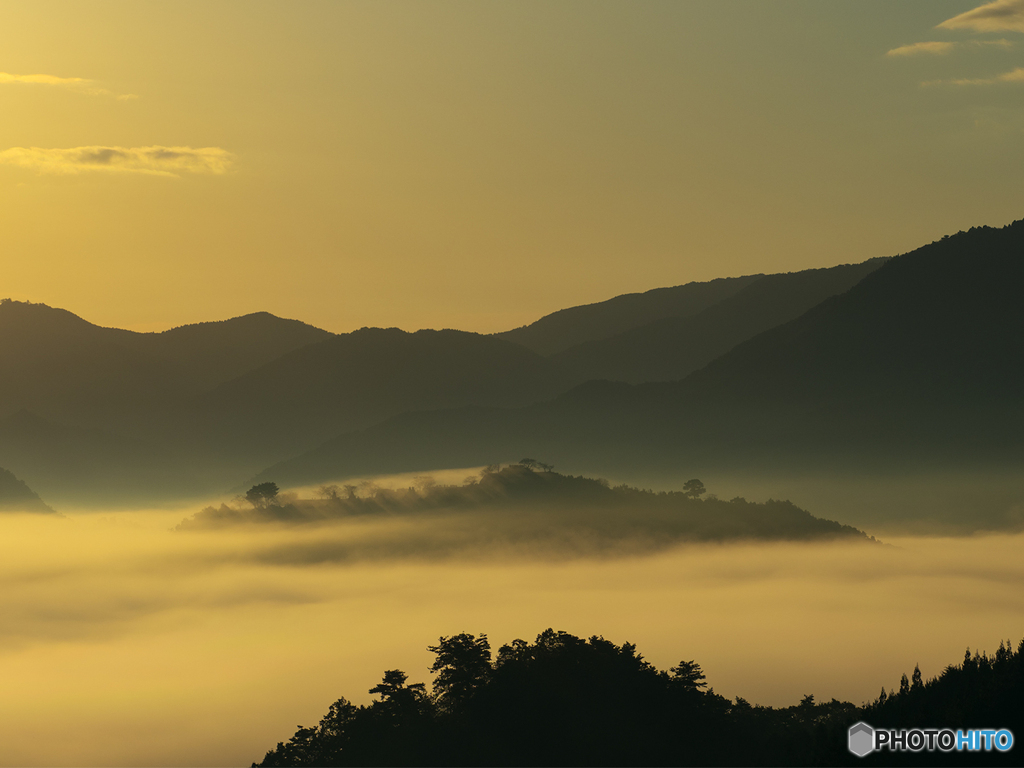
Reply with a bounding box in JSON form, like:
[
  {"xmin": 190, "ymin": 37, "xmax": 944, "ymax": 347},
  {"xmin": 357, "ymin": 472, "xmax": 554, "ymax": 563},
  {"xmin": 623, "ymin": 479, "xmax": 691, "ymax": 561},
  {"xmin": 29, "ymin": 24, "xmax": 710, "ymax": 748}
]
[
  {"xmin": 0, "ymin": 71, "xmax": 136, "ymax": 99},
  {"xmin": 922, "ymin": 65, "xmax": 1024, "ymax": 86},
  {"xmin": 888, "ymin": 41, "xmax": 958, "ymax": 57},
  {"xmin": 0, "ymin": 72, "xmax": 90, "ymax": 86},
  {"xmin": 998, "ymin": 65, "xmax": 1024, "ymax": 79},
  {"xmin": 939, "ymin": 0, "xmax": 1024, "ymax": 33},
  {"xmin": 887, "ymin": 39, "xmax": 1014, "ymax": 57},
  {"xmin": 0, "ymin": 145, "xmax": 235, "ymax": 177}
]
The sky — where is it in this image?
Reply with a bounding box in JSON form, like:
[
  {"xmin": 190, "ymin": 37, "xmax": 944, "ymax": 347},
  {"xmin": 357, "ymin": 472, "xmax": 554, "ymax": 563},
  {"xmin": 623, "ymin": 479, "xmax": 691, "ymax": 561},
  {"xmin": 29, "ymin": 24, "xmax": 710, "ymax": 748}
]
[{"xmin": 2, "ymin": 0, "xmax": 1024, "ymax": 334}]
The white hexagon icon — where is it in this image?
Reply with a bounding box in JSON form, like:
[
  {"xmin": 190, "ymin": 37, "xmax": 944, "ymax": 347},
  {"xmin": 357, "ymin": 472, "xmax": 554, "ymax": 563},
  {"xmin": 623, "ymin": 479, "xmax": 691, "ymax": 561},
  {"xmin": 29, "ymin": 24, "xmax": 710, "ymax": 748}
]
[{"xmin": 848, "ymin": 721, "xmax": 875, "ymax": 757}]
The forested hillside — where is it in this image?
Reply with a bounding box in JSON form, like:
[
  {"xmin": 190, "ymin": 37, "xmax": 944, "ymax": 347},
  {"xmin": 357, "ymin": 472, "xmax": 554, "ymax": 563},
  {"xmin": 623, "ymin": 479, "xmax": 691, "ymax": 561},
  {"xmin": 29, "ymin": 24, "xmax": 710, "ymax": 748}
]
[{"xmin": 255, "ymin": 630, "xmax": 1024, "ymax": 766}]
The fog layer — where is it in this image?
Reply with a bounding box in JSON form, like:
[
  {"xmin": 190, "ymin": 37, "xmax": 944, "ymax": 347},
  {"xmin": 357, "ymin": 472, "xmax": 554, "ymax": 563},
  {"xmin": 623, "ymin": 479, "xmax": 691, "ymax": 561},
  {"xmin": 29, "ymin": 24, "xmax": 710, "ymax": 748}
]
[{"xmin": 0, "ymin": 510, "xmax": 1021, "ymax": 766}]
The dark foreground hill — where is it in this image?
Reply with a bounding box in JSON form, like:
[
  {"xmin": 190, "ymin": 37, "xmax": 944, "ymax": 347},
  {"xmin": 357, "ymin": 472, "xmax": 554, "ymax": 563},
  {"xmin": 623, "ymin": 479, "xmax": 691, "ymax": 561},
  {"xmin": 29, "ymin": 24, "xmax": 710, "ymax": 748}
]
[
  {"xmin": 256, "ymin": 220, "xmax": 1024, "ymax": 499},
  {"xmin": 0, "ymin": 466, "xmax": 54, "ymax": 513},
  {"xmin": 254, "ymin": 629, "xmax": 1024, "ymax": 766}
]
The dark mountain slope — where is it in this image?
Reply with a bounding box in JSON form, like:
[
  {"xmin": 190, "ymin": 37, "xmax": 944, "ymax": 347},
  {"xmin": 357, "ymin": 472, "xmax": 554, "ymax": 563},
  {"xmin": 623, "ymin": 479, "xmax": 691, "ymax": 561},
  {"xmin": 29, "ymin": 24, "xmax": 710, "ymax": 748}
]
[
  {"xmin": 254, "ymin": 220, "xmax": 1024, "ymax": 490},
  {"xmin": 0, "ymin": 300, "xmax": 333, "ymax": 428},
  {"xmin": 556, "ymin": 220, "xmax": 1024, "ymax": 464},
  {"xmin": 0, "ymin": 465, "xmax": 55, "ymax": 513},
  {"xmin": 0, "ymin": 300, "xmax": 177, "ymax": 426},
  {"xmin": 496, "ymin": 274, "xmax": 762, "ymax": 355},
  {"xmin": 552, "ymin": 258, "xmax": 886, "ymax": 383},
  {"xmin": 0, "ymin": 409, "xmax": 235, "ymax": 507},
  {"xmin": 193, "ymin": 327, "xmax": 573, "ymax": 462},
  {"xmin": 0, "ymin": 257, "xmax": 881, "ymax": 505},
  {"xmin": 122, "ymin": 311, "xmax": 333, "ymax": 391},
  {"xmin": 682, "ymin": 224, "xmax": 1024, "ymax": 409},
  {"xmin": 0, "ymin": 301, "xmax": 335, "ymax": 505},
  {"xmin": 193, "ymin": 259, "xmax": 886, "ymax": 463}
]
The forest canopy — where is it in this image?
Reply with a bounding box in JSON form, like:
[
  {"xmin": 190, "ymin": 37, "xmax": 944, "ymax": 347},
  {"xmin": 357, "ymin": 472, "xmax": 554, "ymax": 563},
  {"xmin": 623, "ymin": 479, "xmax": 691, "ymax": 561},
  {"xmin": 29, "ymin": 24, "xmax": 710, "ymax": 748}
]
[{"xmin": 255, "ymin": 629, "xmax": 1024, "ymax": 767}]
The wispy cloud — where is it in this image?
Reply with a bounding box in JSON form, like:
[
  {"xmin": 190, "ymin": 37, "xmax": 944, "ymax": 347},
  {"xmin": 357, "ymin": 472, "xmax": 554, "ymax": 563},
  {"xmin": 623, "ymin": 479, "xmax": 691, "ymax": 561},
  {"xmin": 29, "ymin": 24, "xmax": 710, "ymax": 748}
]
[
  {"xmin": 888, "ymin": 41, "xmax": 958, "ymax": 57},
  {"xmin": 999, "ymin": 65, "xmax": 1024, "ymax": 79},
  {"xmin": 887, "ymin": 39, "xmax": 1013, "ymax": 57},
  {"xmin": 922, "ymin": 65, "xmax": 1024, "ymax": 86},
  {"xmin": 0, "ymin": 146, "xmax": 235, "ymax": 177},
  {"xmin": 0, "ymin": 71, "xmax": 136, "ymax": 100},
  {"xmin": 939, "ymin": 0, "xmax": 1024, "ymax": 33}
]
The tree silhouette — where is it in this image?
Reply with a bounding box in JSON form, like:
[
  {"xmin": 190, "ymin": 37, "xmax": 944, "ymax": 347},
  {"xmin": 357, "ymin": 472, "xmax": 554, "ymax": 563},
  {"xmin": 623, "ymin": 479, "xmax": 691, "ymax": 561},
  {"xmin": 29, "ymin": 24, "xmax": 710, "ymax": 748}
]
[
  {"xmin": 670, "ymin": 659, "xmax": 707, "ymax": 691},
  {"xmin": 517, "ymin": 458, "xmax": 554, "ymax": 472},
  {"xmin": 682, "ymin": 478, "xmax": 706, "ymax": 499},
  {"xmin": 246, "ymin": 482, "xmax": 279, "ymax": 509},
  {"xmin": 427, "ymin": 633, "xmax": 491, "ymax": 712},
  {"xmin": 316, "ymin": 484, "xmax": 341, "ymax": 500},
  {"xmin": 254, "ymin": 629, "xmax": 1024, "ymax": 767},
  {"xmin": 368, "ymin": 669, "xmax": 427, "ymax": 707}
]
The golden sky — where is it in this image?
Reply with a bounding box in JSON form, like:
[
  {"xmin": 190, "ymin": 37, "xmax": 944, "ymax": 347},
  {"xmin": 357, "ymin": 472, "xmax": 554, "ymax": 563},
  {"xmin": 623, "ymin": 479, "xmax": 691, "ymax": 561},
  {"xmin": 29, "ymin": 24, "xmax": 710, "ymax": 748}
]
[{"xmin": 2, "ymin": 0, "xmax": 1024, "ymax": 333}]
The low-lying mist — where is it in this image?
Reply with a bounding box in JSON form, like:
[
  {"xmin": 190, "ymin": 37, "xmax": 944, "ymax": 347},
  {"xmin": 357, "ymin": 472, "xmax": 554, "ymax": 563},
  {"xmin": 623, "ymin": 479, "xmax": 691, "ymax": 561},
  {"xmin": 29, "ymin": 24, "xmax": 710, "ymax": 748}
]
[
  {"xmin": 619, "ymin": 466, "xmax": 1024, "ymax": 536},
  {"xmin": 177, "ymin": 465, "xmax": 875, "ymax": 564},
  {"xmin": 1, "ymin": 476, "xmax": 1023, "ymax": 766}
]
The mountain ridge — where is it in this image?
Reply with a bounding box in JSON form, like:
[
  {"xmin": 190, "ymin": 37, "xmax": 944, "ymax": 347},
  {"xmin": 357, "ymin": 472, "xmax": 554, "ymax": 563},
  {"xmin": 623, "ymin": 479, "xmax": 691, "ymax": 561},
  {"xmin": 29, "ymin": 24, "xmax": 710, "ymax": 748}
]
[
  {"xmin": 548, "ymin": 258, "xmax": 887, "ymax": 383},
  {"xmin": 494, "ymin": 274, "xmax": 763, "ymax": 355},
  {"xmin": 250, "ymin": 219, "xmax": 1024, "ymax": 501},
  {"xmin": 0, "ymin": 464, "xmax": 55, "ymax": 514}
]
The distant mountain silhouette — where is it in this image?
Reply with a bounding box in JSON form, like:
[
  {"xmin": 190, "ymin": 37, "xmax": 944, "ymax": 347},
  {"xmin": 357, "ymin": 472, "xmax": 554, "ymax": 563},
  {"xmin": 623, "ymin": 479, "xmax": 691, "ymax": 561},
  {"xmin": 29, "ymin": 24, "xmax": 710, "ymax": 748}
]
[
  {"xmin": 551, "ymin": 259, "xmax": 886, "ymax": 383},
  {"xmin": 189, "ymin": 328, "xmax": 575, "ymax": 463},
  {"xmin": 660, "ymin": 221, "xmax": 1024, "ymax": 466},
  {"xmin": 193, "ymin": 260, "xmax": 885, "ymax": 467},
  {"xmin": 0, "ymin": 301, "xmax": 332, "ymax": 504},
  {"xmin": 123, "ymin": 311, "xmax": 335, "ymax": 391},
  {"xmin": 0, "ymin": 464, "xmax": 54, "ymax": 513},
  {"xmin": 0, "ymin": 321, "xmax": 573, "ymax": 505},
  {"xmin": 0, "ymin": 300, "xmax": 332, "ymax": 430},
  {"xmin": 254, "ymin": 220, "xmax": 1024, "ymax": 493},
  {"xmin": 0, "ymin": 300, "xmax": 179, "ymax": 429},
  {"xmin": 0, "ymin": 408, "xmax": 262, "ymax": 507},
  {"xmin": 5, "ymin": 219, "xmax": 1017, "ymax": 511},
  {"xmin": 496, "ymin": 274, "xmax": 762, "ymax": 355},
  {"xmin": 195, "ymin": 258, "xmax": 885, "ymax": 465},
  {"xmin": 0, "ymin": 251, "xmax": 886, "ymax": 507}
]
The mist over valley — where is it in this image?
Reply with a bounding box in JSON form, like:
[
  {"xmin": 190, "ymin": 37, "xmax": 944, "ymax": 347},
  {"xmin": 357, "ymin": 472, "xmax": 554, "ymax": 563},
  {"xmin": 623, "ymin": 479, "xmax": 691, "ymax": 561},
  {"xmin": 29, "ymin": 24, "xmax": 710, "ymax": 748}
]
[{"xmin": 5, "ymin": 3, "xmax": 1024, "ymax": 753}]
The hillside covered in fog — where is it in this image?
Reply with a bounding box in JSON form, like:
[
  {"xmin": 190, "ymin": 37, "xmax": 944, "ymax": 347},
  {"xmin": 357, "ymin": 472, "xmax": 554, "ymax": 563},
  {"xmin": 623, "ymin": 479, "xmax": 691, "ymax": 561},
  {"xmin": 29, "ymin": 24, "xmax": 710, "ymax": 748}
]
[
  {"xmin": 254, "ymin": 220, "xmax": 1024, "ymax": 533},
  {"xmin": 177, "ymin": 464, "xmax": 875, "ymax": 565},
  {"xmin": 0, "ymin": 466, "xmax": 53, "ymax": 513},
  {"xmin": 2, "ymin": 219, "xmax": 1023, "ymax": 530},
  {"xmin": 0, "ymin": 252, "xmax": 888, "ymax": 508}
]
